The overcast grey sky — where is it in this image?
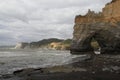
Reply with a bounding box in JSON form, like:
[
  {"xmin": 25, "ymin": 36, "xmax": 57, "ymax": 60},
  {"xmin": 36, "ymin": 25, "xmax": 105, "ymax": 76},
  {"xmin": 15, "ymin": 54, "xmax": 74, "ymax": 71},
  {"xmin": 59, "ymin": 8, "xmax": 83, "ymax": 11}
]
[{"xmin": 0, "ymin": 0, "xmax": 112, "ymax": 45}]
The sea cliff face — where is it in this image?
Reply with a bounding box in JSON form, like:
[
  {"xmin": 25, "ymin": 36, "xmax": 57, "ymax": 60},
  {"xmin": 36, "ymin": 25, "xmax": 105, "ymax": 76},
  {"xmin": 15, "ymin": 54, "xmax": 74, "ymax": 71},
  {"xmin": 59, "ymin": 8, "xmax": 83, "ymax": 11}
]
[
  {"xmin": 15, "ymin": 38, "xmax": 71, "ymax": 50},
  {"xmin": 103, "ymin": 0, "xmax": 120, "ymax": 19},
  {"xmin": 15, "ymin": 38, "xmax": 63, "ymax": 49},
  {"xmin": 71, "ymin": 0, "xmax": 120, "ymax": 54}
]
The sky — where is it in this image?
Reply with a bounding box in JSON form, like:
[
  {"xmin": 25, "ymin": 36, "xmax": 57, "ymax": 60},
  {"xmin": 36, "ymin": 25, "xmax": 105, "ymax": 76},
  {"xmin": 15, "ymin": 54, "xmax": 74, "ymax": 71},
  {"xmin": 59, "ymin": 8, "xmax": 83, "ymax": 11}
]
[{"xmin": 0, "ymin": 0, "xmax": 112, "ymax": 45}]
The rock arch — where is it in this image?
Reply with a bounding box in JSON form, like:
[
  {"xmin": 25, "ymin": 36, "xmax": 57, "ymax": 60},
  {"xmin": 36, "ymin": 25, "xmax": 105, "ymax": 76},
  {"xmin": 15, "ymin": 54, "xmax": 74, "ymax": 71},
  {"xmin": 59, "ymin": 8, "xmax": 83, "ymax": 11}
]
[
  {"xmin": 71, "ymin": 0, "xmax": 120, "ymax": 54},
  {"xmin": 70, "ymin": 22, "xmax": 120, "ymax": 54}
]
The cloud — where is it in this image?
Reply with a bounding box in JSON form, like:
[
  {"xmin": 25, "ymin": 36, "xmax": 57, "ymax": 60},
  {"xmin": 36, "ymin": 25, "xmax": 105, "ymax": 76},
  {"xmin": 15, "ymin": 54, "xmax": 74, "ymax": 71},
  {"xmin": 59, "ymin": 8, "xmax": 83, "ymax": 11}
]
[{"xmin": 0, "ymin": 0, "xmax": 112, "ymax": 45}]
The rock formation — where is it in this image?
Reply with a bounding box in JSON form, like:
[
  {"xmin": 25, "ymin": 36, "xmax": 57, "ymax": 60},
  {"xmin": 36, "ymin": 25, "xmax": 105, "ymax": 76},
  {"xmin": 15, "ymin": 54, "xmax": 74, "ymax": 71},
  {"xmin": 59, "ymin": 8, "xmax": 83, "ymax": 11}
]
[
  {"xmin": 15, "ymin": 38, "xmax": 71, "ymax": 50},
  {"xmin": 71, "ymin": 0, "xmax": 120, "ymax": 54},
  {"xmin": 49, "ymin": 41, "xmax": 71, "ymax": 50},
  {"xmin": 103, "ymin": 0, "xmax": 120, "ymax": 19},
  {"xmin": 15, "ymin": 38, "xmax": 63, "ymax": 49}
]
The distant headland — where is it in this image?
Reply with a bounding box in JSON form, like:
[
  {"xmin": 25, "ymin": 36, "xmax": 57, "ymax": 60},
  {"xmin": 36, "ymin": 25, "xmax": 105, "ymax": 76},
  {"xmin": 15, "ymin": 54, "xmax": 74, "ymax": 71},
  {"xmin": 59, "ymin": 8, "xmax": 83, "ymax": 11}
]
[{"xmin": 14, "ymin": 38, "xmax": 72, "ymax": 50}]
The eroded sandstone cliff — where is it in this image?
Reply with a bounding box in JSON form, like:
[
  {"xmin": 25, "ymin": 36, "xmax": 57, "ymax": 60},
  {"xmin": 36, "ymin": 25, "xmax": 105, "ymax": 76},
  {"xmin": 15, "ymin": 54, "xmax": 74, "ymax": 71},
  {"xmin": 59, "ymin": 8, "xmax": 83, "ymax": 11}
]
[
  {"xmin": 15, "ymin": 38, "xmax": 72, "ymax": 50},
  {"xmin": 103, "ymin": 0, "xmax": 120, "ymax": 19},
  {"xmin": 71, "ymin": 0, "xmax": 120, "ymax": 54}
]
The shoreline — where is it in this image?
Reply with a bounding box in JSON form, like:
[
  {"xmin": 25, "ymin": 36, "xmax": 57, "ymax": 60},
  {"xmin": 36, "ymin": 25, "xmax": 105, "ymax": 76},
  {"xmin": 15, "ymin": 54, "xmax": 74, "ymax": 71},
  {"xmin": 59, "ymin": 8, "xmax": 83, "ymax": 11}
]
[{"xmin": 1, "ymin": 54, "xmax": 120, "ymax": 80}]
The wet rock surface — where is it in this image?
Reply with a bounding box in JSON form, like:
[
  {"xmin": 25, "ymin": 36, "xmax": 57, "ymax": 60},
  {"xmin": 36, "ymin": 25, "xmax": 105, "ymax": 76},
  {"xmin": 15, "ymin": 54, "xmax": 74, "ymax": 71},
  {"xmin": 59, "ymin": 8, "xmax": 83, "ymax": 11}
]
[{"xmin": 1, "ymin": 54, "xmax": 120, "ymax": 80}]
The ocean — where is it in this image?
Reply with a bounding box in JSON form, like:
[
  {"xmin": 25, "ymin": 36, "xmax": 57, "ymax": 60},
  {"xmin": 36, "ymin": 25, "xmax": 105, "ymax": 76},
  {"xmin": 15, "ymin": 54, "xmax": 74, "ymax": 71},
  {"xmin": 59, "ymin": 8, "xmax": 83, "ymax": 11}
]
[{"xmin": 0, "ymin": 47, "xmax": 88, "ymax": 76}]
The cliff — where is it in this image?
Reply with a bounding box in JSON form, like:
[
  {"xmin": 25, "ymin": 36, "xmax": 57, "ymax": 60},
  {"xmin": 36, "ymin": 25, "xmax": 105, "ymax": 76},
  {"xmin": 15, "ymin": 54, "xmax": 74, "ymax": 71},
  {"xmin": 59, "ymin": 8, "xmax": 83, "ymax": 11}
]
[
  {"xmin": 71, "ymin": 0, "xmax": 120, "ymax": 54},
  {"xmin": 75, "ymin": 0, "xmax": 120, "ymax": 24},
  {"xmin": 75, "ymin": 9, "xmax": 103, "ymax": 24},
  {"xmin": 15, "ymin": 38, "xmax": 72, "ymax": 50},
  {"xmin": 15, "ymin": 38, "xmax": 63, "ymax": 49},
  {"xmin": 103, "ymin": 0, "xmax": 120, "ymax": 19},
  {"xmin": 49, "ymin": 39, "xmax": 72, "ymax": 50}
]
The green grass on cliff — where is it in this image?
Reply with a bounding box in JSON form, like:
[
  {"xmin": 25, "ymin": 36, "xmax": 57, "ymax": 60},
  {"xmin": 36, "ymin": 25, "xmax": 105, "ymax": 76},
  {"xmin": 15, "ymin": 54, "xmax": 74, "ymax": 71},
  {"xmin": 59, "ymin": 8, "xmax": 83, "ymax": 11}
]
[
  {"xmin": 30, "ymin": 38, "xmax": 64, "ymax": 48},
  {"xmin": 62, "ymin": 39, "xmax": 72, "ymax": 44}
]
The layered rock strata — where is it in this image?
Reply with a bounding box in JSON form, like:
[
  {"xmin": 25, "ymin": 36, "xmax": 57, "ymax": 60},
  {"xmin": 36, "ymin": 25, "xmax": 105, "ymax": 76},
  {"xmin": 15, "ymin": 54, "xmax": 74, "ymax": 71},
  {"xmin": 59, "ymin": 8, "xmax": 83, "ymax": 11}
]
[{"xmin": 71, "ymin": 0, "xmax": 120, "ymax": 54}]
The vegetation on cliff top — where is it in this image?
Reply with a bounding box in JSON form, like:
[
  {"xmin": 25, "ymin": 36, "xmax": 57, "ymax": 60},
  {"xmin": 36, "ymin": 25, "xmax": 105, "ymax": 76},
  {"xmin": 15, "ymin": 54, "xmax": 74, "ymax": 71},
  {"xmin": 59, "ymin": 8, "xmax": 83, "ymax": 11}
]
[
  {"xmin": 15, "ymin": 38, "xmax": 72, "ymax": 50},
  {"xmin": 30, "ymin": 38, "xmax": 64, "ymax": 48}
]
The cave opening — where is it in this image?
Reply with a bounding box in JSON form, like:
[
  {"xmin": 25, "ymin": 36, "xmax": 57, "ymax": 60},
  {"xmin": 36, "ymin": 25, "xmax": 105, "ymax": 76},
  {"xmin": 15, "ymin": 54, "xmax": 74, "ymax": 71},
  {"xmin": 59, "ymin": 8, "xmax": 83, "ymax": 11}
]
[{"xmin": 91, "ymin": 38, "xmax": 101, "ymax": 54}]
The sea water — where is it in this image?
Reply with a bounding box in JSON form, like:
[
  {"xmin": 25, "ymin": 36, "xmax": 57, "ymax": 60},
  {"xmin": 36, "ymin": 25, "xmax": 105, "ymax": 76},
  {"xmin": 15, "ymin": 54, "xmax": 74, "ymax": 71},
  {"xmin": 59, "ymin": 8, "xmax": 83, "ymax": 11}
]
[{"xmin": 0, "ymin": 47, "xmax": 87, "ymax": 76}]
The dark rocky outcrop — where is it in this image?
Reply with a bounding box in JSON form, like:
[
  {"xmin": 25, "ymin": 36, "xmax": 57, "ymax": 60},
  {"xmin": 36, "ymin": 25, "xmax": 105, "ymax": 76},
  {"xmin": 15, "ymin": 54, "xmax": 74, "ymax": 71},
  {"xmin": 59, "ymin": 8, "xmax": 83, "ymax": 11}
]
[
  {"xmin": 1, "ymin": 55, "xmax": 120, "ymax": 80},
  {"xmin": 71, "ymin": 0, "xmax": 120, "ymax": 54}
]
